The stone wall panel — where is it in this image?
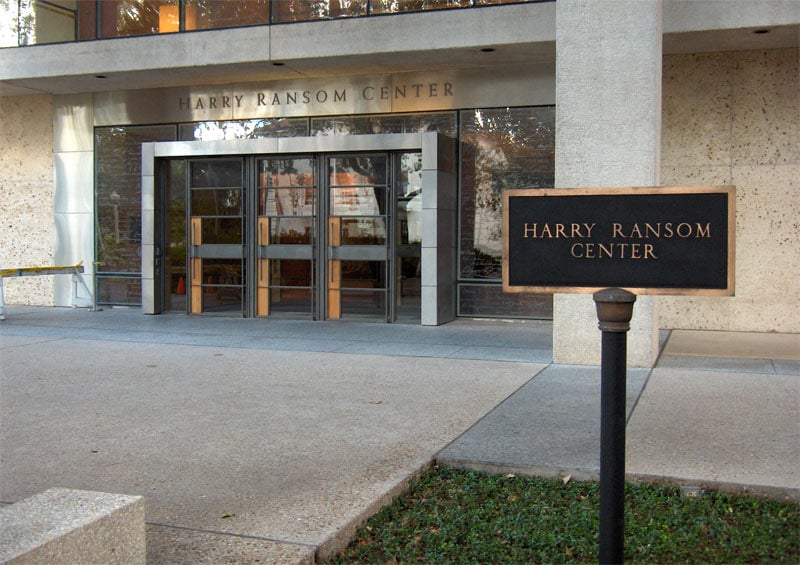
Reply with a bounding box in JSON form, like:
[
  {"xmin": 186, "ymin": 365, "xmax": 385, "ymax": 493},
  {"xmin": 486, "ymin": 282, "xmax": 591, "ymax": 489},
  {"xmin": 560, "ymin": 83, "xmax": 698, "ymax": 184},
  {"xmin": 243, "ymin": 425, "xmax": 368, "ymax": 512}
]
[
  {"xmin": 0, "ymin": 95, "xmax": 55, "ymax": 306},
  {"xmin": 659, "ymin": 48, "xmax": 799, "ymax": 332},
  {"xmin": 662, "ymin": 52, "xmax": 733, "ymax": 167}
]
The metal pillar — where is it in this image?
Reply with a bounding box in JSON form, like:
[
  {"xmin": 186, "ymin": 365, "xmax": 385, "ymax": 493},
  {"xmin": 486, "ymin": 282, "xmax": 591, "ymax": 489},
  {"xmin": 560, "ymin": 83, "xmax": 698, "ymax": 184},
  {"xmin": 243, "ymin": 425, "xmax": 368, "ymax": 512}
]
[{"xmin": 594, "ymin": 287, "xmax": 636, "ymax": 564}]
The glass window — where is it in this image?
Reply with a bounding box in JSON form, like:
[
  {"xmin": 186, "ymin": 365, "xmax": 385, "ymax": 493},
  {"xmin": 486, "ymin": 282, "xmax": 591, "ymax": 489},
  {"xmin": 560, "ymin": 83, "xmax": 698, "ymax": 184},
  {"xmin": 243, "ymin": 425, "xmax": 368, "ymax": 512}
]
[
  {"xmin": 268, "ymin": 259, "xmax": 313, "ymax": 316},
  {"xmin": 190, "ymin": 158, "xmax": 243, "ymax": 188},
  {"xmin": 97, "ymin": 276, "xmax": 142, "ymax": 306},
  {"xmin": 371, "ymin": 0, "xmax": 470, "ymax": 15},
  {"xmin": 459, "ymin": 106, "xmax": 555, "ymax": 280},
  {"xmin": 200, "ymin": 258, "xmax": 244, "ymax": 315},
  {"xmin": 190, "ymin": 189, "xmax": 243, "ymax": 215},
  {"xmin": 0, "ymin": 1, "xmax": 19, "ymax": 47},
  {"xmin": 261, "ymin": 188, "xmax": 315, "ymax": 216},
  {"xmin": 163, "ymin": 159, "xmax": 187, "ymax": 312},
  {"xmin": 95, "ymin": 125, "xmax": 177, "ymax": 307},
  {"xmin": 259, "ymin": 157, "xmax": 316, "ymax": 189},
  {"xmin": 8, "ymin": 0, "xmax": 81, "ymax": 46},
  {"xmin": 77, "ymin": 1, "xmax": 97, "ymax": 39},
  {"xmin": 189, "ymin": 159, "xmax": 243, "ymax": 245},
  {"xmin": 259, "ymin": 157, "xmax": 316, "ymax": 245},
  {"xmin": 95, "ymin": 125, "xmax": 178, "ymax": 273},
  {"xmin": 179, "ymin": 118, "xmax": 309, "ymax": 141},
  {"xmin": 268, "ymin": 217, "xmax": 314, "ymax": 244},
  {"xmin": 311, "ymin": 112, "xmax": 456, "ymax": 137},
  {"xmin": 339, "ymin": 218, "xmax": 387, "ymax": 244},
  {"xmin": 329, "ymin": 155, "xmax": 387, "ymax": 187},
  {"xmin": 188, "ymin": 0, "xmax": 269, "ymax": 30},
  {"xmin": 99, "ymin": 0, "xmax": 270, "ymax": 37},
  {"xmin": 459, "ymin": 283, "xmax": 553, "ymax": 319},
  {"xmin": 197, "ymin": 217, "xmax": 242, "ymax": 244},
  {"xmin": 1, "ymin": 0, "xmax": 538, "ymax": 46},
  {"xmin": 272, "ymin": 0, "xmax": 367, "ymax": 23},
  {"xmin": 474, "ymin": 0, "xmax": 536, "ymax": 5},
  {"xmin": 101, "ymin": 0, "xmax": 165, "ymax": 38},
  {"xmin": 397, "ymin": 152, "xmax": 422, "ymax": 245}
]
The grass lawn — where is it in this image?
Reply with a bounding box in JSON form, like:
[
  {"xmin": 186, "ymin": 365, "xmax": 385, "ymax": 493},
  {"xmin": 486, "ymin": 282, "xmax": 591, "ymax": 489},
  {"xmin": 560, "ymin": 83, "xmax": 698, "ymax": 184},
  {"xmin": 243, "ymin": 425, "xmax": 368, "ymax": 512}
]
[{"xmin": 333, "ymin": 465, "xmax": 799, "ymax": 564}]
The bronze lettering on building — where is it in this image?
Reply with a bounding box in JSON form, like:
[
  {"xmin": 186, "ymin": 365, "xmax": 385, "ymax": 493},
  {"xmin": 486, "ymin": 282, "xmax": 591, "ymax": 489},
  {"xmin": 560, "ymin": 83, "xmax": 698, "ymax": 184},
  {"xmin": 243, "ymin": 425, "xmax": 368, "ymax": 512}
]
[
  {"xmin": 178, "ymin": 81, "xmax": 454, "ymax": 113},
  {"xmin": 502, "ymin": 186, "xmax": 736, "ymax": 296}
]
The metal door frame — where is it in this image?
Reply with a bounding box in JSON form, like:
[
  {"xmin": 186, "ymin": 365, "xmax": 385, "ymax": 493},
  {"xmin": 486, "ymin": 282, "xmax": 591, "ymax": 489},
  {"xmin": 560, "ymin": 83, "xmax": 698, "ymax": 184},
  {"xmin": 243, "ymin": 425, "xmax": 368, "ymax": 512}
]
[
  {"xmin": 321, "ymin": 152, "xmax": 394, "ymax": 322},
  {"xmin": 187, "ymin": 156, "xmax": 247, "ymax": 316},
  {"xmin": 143, "ymin": 133, "xmax": 457, "ymax": 325},
  {"xmin": 254, "ymin": 154, "xmax": 318, "ymax": 320}
]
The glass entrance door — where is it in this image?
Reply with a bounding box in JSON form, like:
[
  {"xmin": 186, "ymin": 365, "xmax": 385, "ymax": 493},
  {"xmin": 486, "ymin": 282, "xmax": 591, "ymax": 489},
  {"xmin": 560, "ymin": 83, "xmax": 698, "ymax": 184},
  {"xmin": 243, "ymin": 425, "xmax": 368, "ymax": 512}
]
[
  {"xmin": 176, "ymin": 151, "xmax": 421, "ymax": 321},
  {"xmin": 256, "ymin": 157, "xmax": 317, "ymax": 318},
  {"xmin": 188, "ymin": 158, "xmax": 246, "ymax": 315},
  {"xmin": 326, "ymin": 154, "xmax": 390, "ymax": 321}
]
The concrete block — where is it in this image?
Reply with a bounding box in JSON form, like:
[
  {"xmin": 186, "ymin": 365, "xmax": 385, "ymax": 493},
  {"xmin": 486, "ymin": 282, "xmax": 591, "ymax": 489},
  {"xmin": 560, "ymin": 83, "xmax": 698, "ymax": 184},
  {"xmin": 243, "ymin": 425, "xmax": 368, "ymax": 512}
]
[{"xmin": 0, "ymin": 488, "xmax": 145, "ymax": 565}]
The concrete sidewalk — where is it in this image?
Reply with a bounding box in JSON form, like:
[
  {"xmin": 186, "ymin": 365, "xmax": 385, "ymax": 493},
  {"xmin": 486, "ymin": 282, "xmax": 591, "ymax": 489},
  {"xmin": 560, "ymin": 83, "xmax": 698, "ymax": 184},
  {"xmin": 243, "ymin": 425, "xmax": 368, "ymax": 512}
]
[
  {"xmin": 1, "ymin": 307, "xmax": 798, "ymax": 564},
  {"xmin": 439, "ymin": 347, "xmax": 799, "ymax": 500}
]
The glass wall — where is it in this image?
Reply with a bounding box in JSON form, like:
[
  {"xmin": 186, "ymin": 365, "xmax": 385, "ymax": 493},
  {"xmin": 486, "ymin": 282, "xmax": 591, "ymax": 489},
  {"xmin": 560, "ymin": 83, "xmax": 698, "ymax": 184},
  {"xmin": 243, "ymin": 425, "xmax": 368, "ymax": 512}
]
[
  {"xmin": 371, "ymin": 0, "xmax": 470, "ymax": 14},
  {"xmin": 3, "ymin": 0, "xmax": 82, "ymax": 46},
  {"xmin": 272, "ymin": 0, "xmax": 366, "ymax": 23},
  {"xmin": 1, "ymin": 0, "xmax": 539, "ymax": 47},
  {"xmin": 188, "ymin": 0, "xmax": 270, "ymax": 31},
  {"xmin": 178, "ymin": 118, "xmax": 309, "ymax": 141},
  {"xmin": 311, "ymin": 112, "xmax": 457, "ymax": 137},
  {"xmin": 94, "ymin": 106, "xmax": 554, "ymax": 317},
  {"xmin": 458, "ymin": 106, "xmax": 555, "ymax": 317},
  {"xmin": 99, "ymin": 0, "xmax": 271, "ymax": 37}
]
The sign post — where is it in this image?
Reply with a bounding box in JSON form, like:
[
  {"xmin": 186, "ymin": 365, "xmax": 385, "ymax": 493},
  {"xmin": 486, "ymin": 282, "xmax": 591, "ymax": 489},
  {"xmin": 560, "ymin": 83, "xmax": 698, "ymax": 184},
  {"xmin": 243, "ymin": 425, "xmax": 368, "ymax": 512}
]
[
  {"xmin": 593, "ymin": 287, "xmax": 636, "ymax": 564},
  {"xmin": 502, "ymin": 185, "xmax": 735, "ymax": 563}
]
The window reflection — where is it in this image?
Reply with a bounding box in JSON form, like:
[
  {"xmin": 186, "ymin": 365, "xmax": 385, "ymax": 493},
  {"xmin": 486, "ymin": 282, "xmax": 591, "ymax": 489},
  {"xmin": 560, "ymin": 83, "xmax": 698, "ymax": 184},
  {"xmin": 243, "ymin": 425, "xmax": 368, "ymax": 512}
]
[
  {"xmin": 180, "ymin": 118, "xmax": 309, "ymax": 141},
  {"xmin": 312, "ymin": 112, "xmax": 456, "ymax": 137},
  {"xmin": 100, "ymin": 0, "xmax": 268, "ymax": 38},
  {"xmin": 271, "ymin": 0, "xmax": 366, "ymax": 23},
  {"xmin": 261, "ymin": 188, "xmax": 315, "ymax": 216},
  {"xmin": 397, "ymin": 152, "xmax": 422, "ymax": 245},
  {"xmin": 371, "ymin": 0, "xmax": 470, "ymax": 15},
  {"xmin": 259, "ymin": 157, "xmax": 317, "ymax": 246},
  {"xmin": 189, "ymin": 0, "xmax": 269, "ymax": 30},
  {"xmin": 268, "ymin": 260, "xmax": 313, "ymax": 316},
  {"xmin": 95, "ymin": 125, "xmax": 177, "ymax": 306},
  {"xmin": 7, "ymin": 0, "xmax": 81, "ymax": 46},
  {"xmin": 459, "ymin": 106, "xmax": 555, "ymax": 280},
  {"xmin": 95, "ymin": 125, "xmax": 177, "ymax": 275},
  {"xmin": 102, "ymin": 0, "xmax": 163, "ymax": 38},
  {"xmin": 92, "ymin": 106, "xmax": 554, "ymax": 318},
  {"xmin": 340, "ymin": 218, "xmax": 387, "ymax": 245},
  {"xmin": 4, "ymin": 0, "xmax": 538, "ymax": 46},
  {"xmin": 190, "ymin": 159, "xmax": 243, "ymax": 188},
  {"xmin": 269, "ymin": 218, "xmax": 314, "ymax": 244},
  {"xmin": 0, "ymin": 2, "xmax": 20, "ymax": 47}
]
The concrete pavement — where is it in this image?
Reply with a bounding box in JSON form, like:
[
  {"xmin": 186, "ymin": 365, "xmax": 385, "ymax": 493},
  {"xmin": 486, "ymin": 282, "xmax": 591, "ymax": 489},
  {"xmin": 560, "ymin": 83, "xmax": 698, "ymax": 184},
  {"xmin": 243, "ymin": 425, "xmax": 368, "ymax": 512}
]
[{"xmin": 1, "ymin": 306, "xmax": 798, "ymax": 563}]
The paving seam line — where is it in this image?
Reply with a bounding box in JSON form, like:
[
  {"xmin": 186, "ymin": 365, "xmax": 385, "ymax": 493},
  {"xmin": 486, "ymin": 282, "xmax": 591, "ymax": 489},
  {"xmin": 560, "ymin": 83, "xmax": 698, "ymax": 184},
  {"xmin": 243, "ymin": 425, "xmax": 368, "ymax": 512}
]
[{"xmin": 146, "ymin": 521, "xmax": 319, "ymax": 549}]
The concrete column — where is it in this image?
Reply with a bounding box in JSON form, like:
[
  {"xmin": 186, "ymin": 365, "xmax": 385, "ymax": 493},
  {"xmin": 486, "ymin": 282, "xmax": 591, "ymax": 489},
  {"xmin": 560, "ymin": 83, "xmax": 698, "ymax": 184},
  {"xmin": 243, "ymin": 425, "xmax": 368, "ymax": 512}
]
[{"xmin": 553, "ymin": 0, "xmax": 662, "ymax": 367}]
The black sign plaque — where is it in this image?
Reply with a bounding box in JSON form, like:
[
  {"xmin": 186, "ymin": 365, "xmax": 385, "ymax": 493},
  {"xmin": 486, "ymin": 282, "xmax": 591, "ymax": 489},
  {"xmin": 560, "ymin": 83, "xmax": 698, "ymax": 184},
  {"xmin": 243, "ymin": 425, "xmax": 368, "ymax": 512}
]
[{"xmin": 502, "ymin": 186, "xmax": 735, "ymax": 295}]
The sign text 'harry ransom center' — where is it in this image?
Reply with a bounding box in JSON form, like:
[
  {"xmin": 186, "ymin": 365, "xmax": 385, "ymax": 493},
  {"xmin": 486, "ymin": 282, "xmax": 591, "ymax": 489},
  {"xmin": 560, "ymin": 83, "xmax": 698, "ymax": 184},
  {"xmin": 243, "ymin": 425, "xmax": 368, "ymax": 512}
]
[{"xmin": 502, "ymin": 186, "xmax": 735, "ymax": 295}]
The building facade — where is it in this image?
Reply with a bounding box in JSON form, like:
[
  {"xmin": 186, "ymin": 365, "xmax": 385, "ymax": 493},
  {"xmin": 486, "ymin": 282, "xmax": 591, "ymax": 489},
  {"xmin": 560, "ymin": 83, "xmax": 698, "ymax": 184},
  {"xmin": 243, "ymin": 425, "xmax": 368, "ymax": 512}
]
[{"xmin": 1, "ymin": 0, "xmax": 798, "ymax": 364}]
